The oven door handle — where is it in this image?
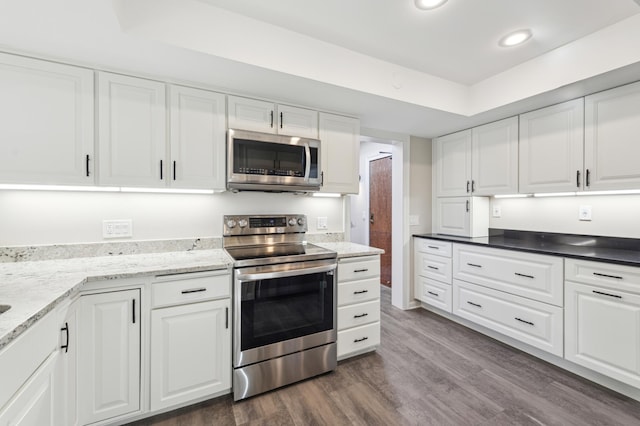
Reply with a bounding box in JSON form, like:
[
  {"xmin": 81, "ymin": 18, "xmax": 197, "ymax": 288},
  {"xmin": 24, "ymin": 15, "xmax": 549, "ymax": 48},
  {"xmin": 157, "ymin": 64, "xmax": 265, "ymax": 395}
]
[{"xmin": 236, "ymin": 263, "xmax": 336, "ymax": 281}]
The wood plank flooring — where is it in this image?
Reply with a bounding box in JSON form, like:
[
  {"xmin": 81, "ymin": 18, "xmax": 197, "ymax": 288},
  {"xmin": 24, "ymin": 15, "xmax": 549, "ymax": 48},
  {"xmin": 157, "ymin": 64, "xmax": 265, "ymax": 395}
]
[{"xmin": 128, "ymin": 286, "xmax": 640, "ymax": 425}]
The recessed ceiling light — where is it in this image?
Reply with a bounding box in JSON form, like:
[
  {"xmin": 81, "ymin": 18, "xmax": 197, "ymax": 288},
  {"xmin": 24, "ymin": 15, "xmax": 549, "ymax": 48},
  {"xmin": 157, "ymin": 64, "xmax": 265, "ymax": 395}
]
[
  {"xmin": 499, "ymin": 29, "xmax": 533, "ymax": 47},
  {"xmin": 414, "ymin": 0, "xmax": 448, "ymax": 11}
]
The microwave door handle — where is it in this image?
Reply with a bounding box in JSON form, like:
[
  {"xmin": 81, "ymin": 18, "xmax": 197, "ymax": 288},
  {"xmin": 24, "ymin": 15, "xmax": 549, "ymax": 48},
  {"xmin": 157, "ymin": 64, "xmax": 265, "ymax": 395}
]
[{"xmin": 304, "ymin": 143, "xmax": 311, "ymax": 182}]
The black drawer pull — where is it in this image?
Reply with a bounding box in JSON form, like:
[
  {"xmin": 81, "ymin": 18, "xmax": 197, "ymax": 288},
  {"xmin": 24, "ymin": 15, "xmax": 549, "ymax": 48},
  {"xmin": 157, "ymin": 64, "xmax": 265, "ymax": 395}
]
[
  {"xmin": 592, "ymin": 290, "xmax": 622, "ymax": 299},
  {"xmin": 427, "ymin": 291, "xmax": 439, "ymax": 297},
  {"xmin": 515, "ymin": 272, "xmax": 534, "ymax": 279},
  {"xmin": 85, "ymin": 154, "xmax": 90, "ymax": 177},
  {"xmin": 60, "ymin": 322, "xmax": 69, "ymax": 353},
  {"xmin": 181, "ymin": 288, "xmax": 207, "ymax": 294},
  {"xmin": 467, "ymin": 263, "xmax": 482, "ymax": 268},
  {"xmin": 354, "ymin": 336, "xmax": 369, "ymax": 343},
  {"xmin": 515, "ymin": 317, "xmax": 534, "ymax": 326},
  {"xmin": 593, "ymin": 272, "xmax": 623, "ymax": 280},
  {"xmin": 427, "ymin": 246, "xmax": 440, "ymax": 249},
  {"xmin": 467, "ymin": 301, "xmax": 482, "ymax": 308},
  {"xmin": 354, "ymin": 313, "xmax": 369, "ymax": 319},
  {"xmin": 353, "ymin": 289, "xmax": 369, "ymax": 295},
  {"xmin": 354, "ymin": 268, "xmax": 369, "ymax": 273},
  {"xmin": 427, "ymin": 265, "xmax": 439, "ymax": 270}
]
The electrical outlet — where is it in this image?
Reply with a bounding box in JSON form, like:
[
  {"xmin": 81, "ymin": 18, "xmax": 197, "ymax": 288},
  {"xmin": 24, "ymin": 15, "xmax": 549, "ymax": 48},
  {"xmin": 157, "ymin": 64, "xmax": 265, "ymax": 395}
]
[
  {"xmin": 492, "ymin": 206, "xmax": 502, "ymax": 218},
  {"xmin": 579, "ymin": 205, "xmax": 592, "ymax": 221},
  {"xmin": 317, "ymin": 216, "xmax": 328, "ymax": 230},
  {"xmin": 103, "ymin": 219, "xmax": 133, "ymax": 238},
  {"xmin": 409, "ymin": 215, "xmax": 419, "ymax": 226}
]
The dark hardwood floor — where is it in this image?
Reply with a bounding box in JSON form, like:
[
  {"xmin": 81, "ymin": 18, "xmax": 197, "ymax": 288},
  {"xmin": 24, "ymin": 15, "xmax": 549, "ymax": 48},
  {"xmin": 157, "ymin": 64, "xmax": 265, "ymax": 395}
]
[{"xmin": 129, "ymin": 286, "xmax": 640, "ymax": 425}]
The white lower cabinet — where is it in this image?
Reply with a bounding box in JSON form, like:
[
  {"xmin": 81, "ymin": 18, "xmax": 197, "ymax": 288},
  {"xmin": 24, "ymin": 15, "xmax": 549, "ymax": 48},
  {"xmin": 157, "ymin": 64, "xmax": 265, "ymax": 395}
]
[
  {"xmin": 453, "ymin": 279, "xmax": 563, "ymax": 357},
  {"xmin": 414, "ymin": 238, "xmax": 453, "ymax": 312},
  {"xmin": 77, "ymin": 289, "xmax": 141, "ymax": 425},
  {"xmin": 150, "ymin": 299, "xmax": 231, "ymax": 410},
  {"xmin": 337, "ymin": 255, "xmax": 381, "ymax": 360}
]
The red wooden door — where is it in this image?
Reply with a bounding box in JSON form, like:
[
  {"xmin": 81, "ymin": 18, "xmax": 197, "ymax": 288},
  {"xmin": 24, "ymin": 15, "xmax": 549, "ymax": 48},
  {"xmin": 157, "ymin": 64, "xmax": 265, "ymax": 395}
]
[{"xmin": 369, "ymin": 156, "xmax": 392, "ymax": 287}]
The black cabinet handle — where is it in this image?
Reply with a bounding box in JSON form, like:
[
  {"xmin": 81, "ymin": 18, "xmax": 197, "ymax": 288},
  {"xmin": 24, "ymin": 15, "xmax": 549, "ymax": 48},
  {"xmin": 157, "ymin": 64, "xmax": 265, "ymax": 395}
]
[
  {"xmin": 354, "ymin": 268, "xmax": 369, "ymax": 273},
  {"xmin": 427, "ymin": 246, "xmax": 439, "ymax": 250},
  {"xmin": 85, "ymin": 154, "xmax": 90, "ymax": 177},
  {"xmin": 132, "ymin": 299, "xmax": 136, "ymax": 324},
  {"xmin": 181, "ymin": 288, "xmax": 207, "ymax": 294},
  {"xmin": 280, "ymin": 112, "xmax": 283, "ymax": 129},
  {"xmin": 60, "ymin": 322, "xmax": 69, "ymax": 353},
  {"xmin": 592, "ymin": 290, "xmax": 622, "ymax": 299},
  {"xmin": 515, "ymin": 272, "xmax": 534, "ymax": 279},
  {"xmin": 427, "ymin": 291, "xmax": 439, "ymax": 297},
  {"xmin": 427, "ymin": 265, "xmax": 439, "ymax": 270},
  {"xmin": 354, "ymin": 336, "xmax": 369, "ymax": 343},
  {"xmin": 270, "ymin": 110, "xmax": 274, "ymax": 128},
  {"xmin": 576, "ymin": 170, "xmax": 580, "ymax": 188},
  {"xmin": 467, "ymin": 301, "xmax": 482, "ymax": 308},
  {"xmin": 225, "ymin": 307, "xmax": 229, "ymax": 329},
  {"xmin": 353, "ymin": 289, "xmax": 369, "ymax": 294},
  {"xmin": 471, "ymin": 180, "xmax": 476, "ymax": 192},
  {"xmin": 593, "ymin": 272, "xmax": 623, "ymax": 280},
  {"xmin": 466, "ymin": 200, "xmax": 470, "ymax": 212},
  {"xmin": 467, "ymin": 263, "xmax": 482, "ymax": 268},
  {"xmin": 515, "ymin": 317, "xmax": 534, "ymax": 326},
  {"xmin": 173, "ymin": 161, "xmax": 176, "ymax": 181},
  {"xmin": 354, "ymin": 313, "xmax": 368, "ymax": 319},
  {"xmin": 466, "ymin": 181, "xmax": 470, "ymax": 193},
  {"xmin": 586, "ymin": 169, "xmax": 591, "ymax": 187},
  {"xmin": 160, "ymin": 160, "xmax": 163, "ymax": 180}
]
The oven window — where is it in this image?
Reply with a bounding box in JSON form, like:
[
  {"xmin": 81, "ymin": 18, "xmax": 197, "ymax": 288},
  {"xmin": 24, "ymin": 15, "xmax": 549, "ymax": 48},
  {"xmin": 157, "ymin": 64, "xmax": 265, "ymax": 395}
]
[
  {"xmin": 240, "ymin": 271, "xmax": 334, "ymax": 351},
  {"xmin": 233, "ymin": 139, "xmax": 306, "ymax": 177}
]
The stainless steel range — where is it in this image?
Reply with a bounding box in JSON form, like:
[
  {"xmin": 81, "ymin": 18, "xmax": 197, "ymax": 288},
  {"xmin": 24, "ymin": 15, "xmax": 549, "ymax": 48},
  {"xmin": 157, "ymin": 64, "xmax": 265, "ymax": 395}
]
[{"xmin": 223, "ymin": 214, "xmax": 337, "ymax": 401}]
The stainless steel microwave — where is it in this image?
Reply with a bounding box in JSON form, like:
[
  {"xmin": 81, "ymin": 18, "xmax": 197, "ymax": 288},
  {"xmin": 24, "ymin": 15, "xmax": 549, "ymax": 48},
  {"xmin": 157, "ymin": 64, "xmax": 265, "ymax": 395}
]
[{"xmin": 227, "ymin": 129, "xmax": 322, "ymax": 192}]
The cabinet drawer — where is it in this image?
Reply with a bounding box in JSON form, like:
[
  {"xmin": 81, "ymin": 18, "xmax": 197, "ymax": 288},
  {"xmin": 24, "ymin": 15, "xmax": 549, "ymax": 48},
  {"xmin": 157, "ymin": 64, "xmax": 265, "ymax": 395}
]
[
  {"xmin": 338, "ymin": 277, "xmax": 380, "ymax": 306},
  {"xmin": 453, "ymin": 244, "xmax": 563, "ymax": 306},
  {"xmin": 337, "ymin": 322, "xmax": 380, "ymax": 359},
  {"xmin": 453, "ymin": 279, "xmax": 563, "ymax": 357},
  {"xmin": 338, "ymin": 300, "xmax": 380, "ymax": 330},
  {"xmin": 416, "ymin": 276, "xmax": 452, "ymax": 313},
  {"xmin": 338, "ymin": 256, "xmax": 380, "ymax": 282},
  {"xmin": 152, "ymin": 270, "xmax": 230, "ymax": 308},
  {"xmin": 565, "ymin": 258, "xmax": 640, "ymax": 295},
  {"xmin": 414, "ymin": 238, "xmax": 452, "ymax": 258},
  {"xmin": 415, "ymin": 252, "xmax": 452, "ymax": 284}
]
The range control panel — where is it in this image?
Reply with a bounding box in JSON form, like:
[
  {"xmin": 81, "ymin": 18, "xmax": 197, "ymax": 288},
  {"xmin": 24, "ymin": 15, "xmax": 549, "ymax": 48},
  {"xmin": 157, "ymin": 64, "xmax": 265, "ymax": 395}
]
[{"xmin": 223, "ymin": 214, "xmax": 307, "ymax": 236}]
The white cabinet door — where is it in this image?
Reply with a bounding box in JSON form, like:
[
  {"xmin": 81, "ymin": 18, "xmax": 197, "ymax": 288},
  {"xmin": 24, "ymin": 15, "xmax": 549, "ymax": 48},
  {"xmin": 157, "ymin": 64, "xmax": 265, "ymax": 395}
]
[
  {"xmin": 150, "ymin": 299, "xmax": 231, "ymax": 411},
  {"xmin": 227, "ymin": 96, "xmax": 275, "ymax": 133},
  {"xmin": 169, "ymin": 85, "xmax": 226, "ymax": 189},
  {"xmin": 471, "ymin": 117, "xmax": 518, "ymax": 195},
  {"xmin": 77, "ymin": 290, "xmax": 140, "ymax": 425},
  {"xmin": 434, "ymin": 129, "xmax": 471, "ymax": 197},
  {"xmin": 0, "ymin": 351, "xmax": 59, "ymax": 426},
  {"xmin": 54, "ymin": 301, "xmax": 79, "ymax": 426},
  {"xmin": 584, "ymin": 81, "xmax": 640, "ymax": 191},
  {"xmin": 98, "ymin": 72, "xmax": 166, "ymax": 187},
  {"xmin": 0, "ymin": 53, "xmax": 94, "ymax": 185},
  {"xmin": 277, "ymin": 104, "xmax": 318, "ymax": 138},
  {"xmin": 434, "ymin": 197, "xmax": 489, "ymax": 237},
  {"xmin": 318, "ymin": 113, "xmax": 360, "ymax": 194},
  {"xmin": 565, "ymin": 280, "xmax": 640, "ymax": 388},
  {"xmin": 519, "ymin": 99, "xmax": 584, "ymax": 193}
]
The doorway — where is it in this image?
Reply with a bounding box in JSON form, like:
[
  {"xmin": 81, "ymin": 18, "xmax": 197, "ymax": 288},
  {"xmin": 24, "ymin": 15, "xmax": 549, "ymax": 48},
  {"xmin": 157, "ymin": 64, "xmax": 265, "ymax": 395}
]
[{"xmin": 369, "ymin": 156, "xmax": 392, "ymax": 286}]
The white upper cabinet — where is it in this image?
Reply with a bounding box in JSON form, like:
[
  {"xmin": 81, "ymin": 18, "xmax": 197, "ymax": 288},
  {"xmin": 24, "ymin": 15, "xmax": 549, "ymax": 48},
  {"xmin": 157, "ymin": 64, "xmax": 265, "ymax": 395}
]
[
  {"xmin": 169, "ymin": 85, "xmax": 226, "ymax": 190},
  {"xmin": 98, "ymin": 72, "xmax": 166, "ymax": 187},
  {"xmin": 584, "ymin": 81, "xmax": 640, "ymax": 191},
  {"xmin": 319, "ymin": 113, "xmax": 360, "ymax": 194},
  {"xmin": 471, "ymin": 117, "xmax": 518, "ymax": 195},
  {"xmin": 519, "ymin": 99, "xmax": 584, "ymax": 194},
  {"xmin": 434, "ymin": 129, "xmax": 471, "ymax": 197},
  {"xmin": 227, "ymin": 95, "xmax": 318, "ymax": 138},
  {"xmin": 0, "ymin": 53, "xmax": 94, "ymax": 185}
]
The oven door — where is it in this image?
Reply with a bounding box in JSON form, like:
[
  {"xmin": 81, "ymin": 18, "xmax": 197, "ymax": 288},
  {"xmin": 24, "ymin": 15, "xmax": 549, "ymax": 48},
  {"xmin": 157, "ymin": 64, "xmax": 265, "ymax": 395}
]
[{"xmin": 233, "ymin": 259, "xmax": 336, "ymax": 368}]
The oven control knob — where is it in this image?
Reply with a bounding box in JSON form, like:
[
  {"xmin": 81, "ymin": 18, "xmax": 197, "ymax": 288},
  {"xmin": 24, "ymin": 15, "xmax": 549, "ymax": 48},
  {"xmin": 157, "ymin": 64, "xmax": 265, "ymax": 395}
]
[
  {"xmin": 238, "ymin": 219, "xmax": 248, "ymax": 228},
  {"xmin": 226, "ymin": 219, "xmax": 237, "ymax": 229},
  {"xmin": 288, "ymin": 218, "xmax": 297, "ymax": 226},
  {"xmin": 297, "ymin": 217, "xmax": 305, "ymax": 226}
]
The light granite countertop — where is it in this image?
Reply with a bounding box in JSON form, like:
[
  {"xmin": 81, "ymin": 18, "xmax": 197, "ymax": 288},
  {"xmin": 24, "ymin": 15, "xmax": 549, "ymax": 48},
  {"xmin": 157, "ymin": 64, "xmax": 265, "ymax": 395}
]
[{"xmin": 0, "ymin": 242, "xmax": 381, "ymax": 351}]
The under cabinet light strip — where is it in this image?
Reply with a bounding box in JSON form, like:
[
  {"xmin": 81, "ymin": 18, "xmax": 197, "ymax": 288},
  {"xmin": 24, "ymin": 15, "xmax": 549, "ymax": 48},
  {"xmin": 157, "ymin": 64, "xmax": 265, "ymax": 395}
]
[
  {"xmin": 493, "ymin": 194, "xmax": 530, "ymax": 199},
  {"xmin": 0, "ymin": 184, "xmax": 215, "ymax": 194},
  {"xmin": 120, "ymin": 187, "xmax": 215, "ymax": 194}
]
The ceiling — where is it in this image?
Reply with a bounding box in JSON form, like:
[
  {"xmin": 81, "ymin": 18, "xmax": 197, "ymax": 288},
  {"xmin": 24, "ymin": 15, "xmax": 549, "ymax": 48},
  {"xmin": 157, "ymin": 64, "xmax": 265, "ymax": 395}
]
[
  {"xmin": 1, "ymin": 0, "xmax": 640, "ymax": 139},
  {"xmin": 199, "ymin": 0, "xmax": 639, "ymax": 85}
]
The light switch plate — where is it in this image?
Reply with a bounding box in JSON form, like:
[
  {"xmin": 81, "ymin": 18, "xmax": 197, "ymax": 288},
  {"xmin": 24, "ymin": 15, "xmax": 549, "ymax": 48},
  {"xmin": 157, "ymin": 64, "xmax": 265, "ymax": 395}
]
[
  {"xmin": 317, "ymin": 216, "xmax": 328, "ymax": 230},
  {"xmin": 103, "ymin": 219, "xmax": 133, "ymax": 238},
  {"xmin": 409, "ymin": 215, "xmax": 419, "ymax": 226},
  {"xmin": 492, "ymin": 206, "xmax": 502, "ymax": 218},
  {"xmin": 579, "ymin": 205, "xmax": 592, "ymax": 221}
]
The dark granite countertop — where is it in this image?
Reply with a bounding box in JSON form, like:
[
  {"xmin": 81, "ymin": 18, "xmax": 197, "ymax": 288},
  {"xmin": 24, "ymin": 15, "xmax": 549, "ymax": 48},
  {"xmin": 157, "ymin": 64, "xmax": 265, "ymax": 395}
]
[{"xmin": 413, "ymin": 230, "xmax": 640, "ymax": 267}]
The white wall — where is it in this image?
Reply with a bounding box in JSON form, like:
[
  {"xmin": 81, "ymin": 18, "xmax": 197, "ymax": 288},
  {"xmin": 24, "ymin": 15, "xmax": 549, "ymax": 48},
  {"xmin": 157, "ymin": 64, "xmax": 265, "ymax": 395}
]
[
  {"xmin": 491, "ymin": 194, "xmax": 640, "ymax": 238},
  {"xmin": 409, "ymin": 136, "xmax": 432, "ymax": 235},
  {"xmin": 0, "ymin": 190, "xmax": 344, "ymax": 246}
]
